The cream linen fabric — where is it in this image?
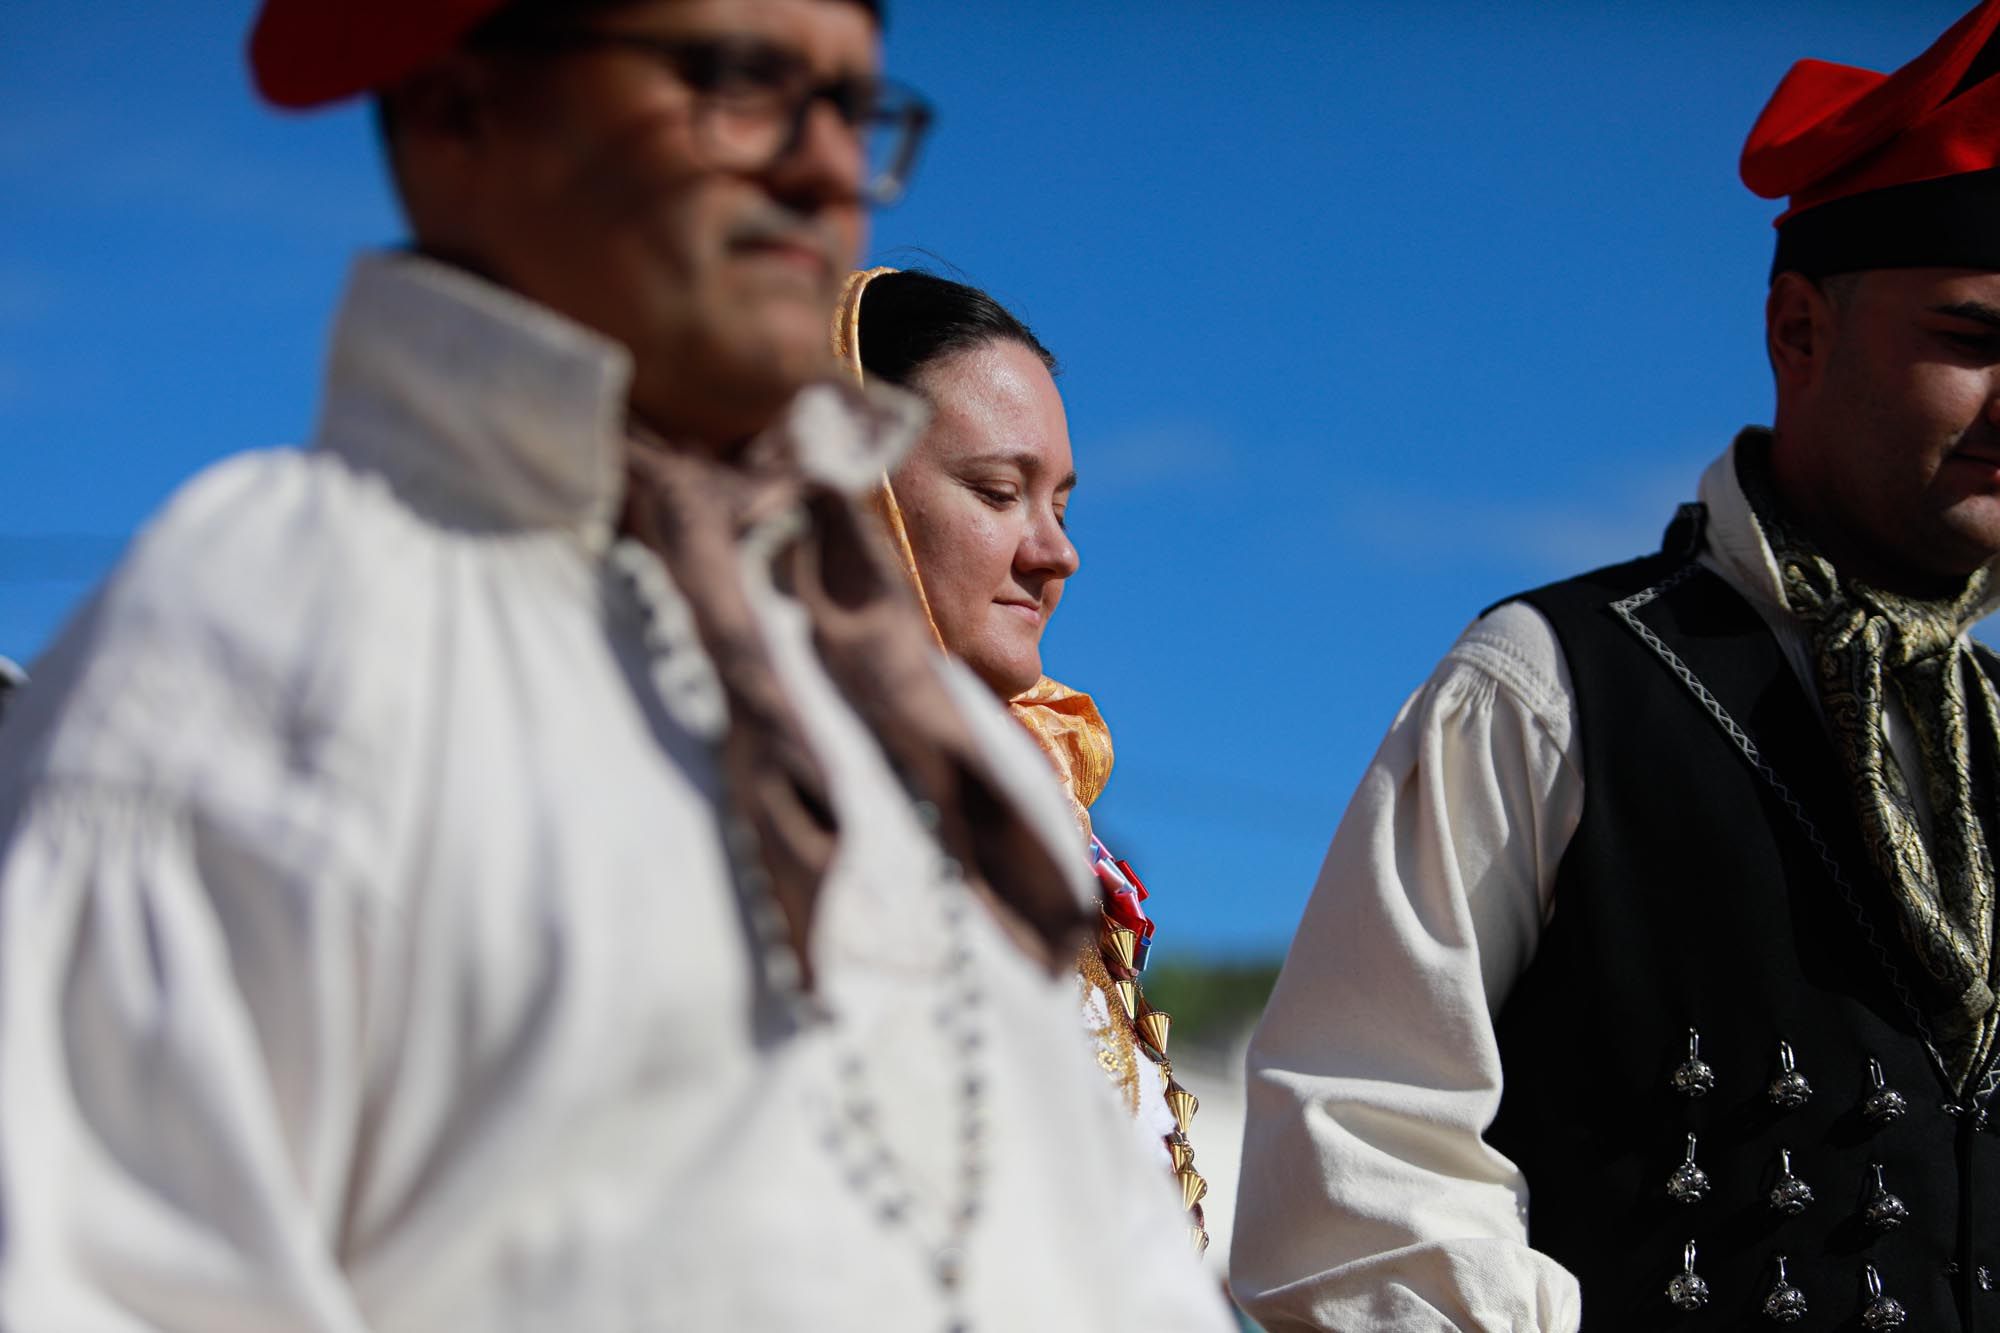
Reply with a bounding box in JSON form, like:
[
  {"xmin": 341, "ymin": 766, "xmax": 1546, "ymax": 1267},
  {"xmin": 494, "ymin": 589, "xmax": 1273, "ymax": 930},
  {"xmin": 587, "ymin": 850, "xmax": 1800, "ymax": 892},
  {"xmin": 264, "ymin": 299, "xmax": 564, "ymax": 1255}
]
[
  {"xmin": 0, "ymin": 253, "xmax": 1232, "ymax": 1333},
  {"xmin": 1232, "ymin": 437, "xmax": 2000, "ymax": 1332}
]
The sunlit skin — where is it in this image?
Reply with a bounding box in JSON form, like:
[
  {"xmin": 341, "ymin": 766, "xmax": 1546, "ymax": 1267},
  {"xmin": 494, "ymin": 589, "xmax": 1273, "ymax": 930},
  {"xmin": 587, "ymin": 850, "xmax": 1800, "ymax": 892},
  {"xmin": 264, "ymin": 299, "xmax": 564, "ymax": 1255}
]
[
  {"xmin": 892, "ymin": 339, "xmax": 1080, "ymax": 698},
  {"xmin": 1769, "ymin": 267, "xmax": 2000, "ymax": 595},
  {"xmin": 382, "ymin": 0, "xmax": 877, "ymax": 447}
]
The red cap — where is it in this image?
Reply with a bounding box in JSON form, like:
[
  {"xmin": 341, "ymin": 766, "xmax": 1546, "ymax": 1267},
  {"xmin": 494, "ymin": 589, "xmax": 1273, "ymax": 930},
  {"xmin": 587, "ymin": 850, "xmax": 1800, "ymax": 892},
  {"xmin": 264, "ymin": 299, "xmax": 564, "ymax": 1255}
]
[
  {"xmin": 249, "ymin": 0, "xmax": 510, "ymax": 109},
  {"xmin": 1740, "ymin": 1, "xmax": 2000, "ymax": 277},
  {"xmin": 1741, "ymin": 0, "xmax": 2000, "ymax": 221}
]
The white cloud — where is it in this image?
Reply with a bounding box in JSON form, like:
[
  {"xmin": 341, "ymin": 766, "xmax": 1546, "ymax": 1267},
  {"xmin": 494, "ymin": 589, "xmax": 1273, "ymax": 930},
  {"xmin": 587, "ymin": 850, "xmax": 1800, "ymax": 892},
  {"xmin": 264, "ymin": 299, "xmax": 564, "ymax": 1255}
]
[
  {"xmin": 1335, "ymin": 460, "xmax": 1698, "ymax": 577},
  {"xmin": 4, "ymin": 107, "xmax": 393, "ymax": 239},
  {"xmin": 1082, "ymin": 420, "xmax": 1234, "ymax": 493}
]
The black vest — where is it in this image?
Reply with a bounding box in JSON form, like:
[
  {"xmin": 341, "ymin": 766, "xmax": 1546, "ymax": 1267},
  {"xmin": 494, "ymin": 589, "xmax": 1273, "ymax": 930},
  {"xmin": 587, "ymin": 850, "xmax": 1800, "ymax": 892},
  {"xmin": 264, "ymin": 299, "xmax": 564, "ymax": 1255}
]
[{"xmin": 1488, "ymin": 519, "xmax": 2000, "ymax": 1331}]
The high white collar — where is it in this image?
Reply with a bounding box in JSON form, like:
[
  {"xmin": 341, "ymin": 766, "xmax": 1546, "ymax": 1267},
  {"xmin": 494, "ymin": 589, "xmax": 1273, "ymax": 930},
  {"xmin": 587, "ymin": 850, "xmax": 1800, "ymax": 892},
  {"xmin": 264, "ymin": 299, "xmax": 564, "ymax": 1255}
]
[{"xmin": 312, "ymin": 252, "xmax": 923, "ymax": 550}]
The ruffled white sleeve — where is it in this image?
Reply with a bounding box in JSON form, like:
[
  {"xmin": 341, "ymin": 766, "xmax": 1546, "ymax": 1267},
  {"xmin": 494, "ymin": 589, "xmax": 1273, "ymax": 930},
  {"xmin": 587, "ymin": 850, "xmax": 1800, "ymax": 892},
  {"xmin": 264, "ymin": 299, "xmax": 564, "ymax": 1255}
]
[
  {"xmin": 0, "ymin": 535, "xmax": 384, "ymax": 1333},
  {"xmin": 0, "ymin": 779, "xmax": 380, "ymax": 1333},
  {"xmin": 1230, "ymin": 603, "xmax": 1586, "ymax": 1333}
]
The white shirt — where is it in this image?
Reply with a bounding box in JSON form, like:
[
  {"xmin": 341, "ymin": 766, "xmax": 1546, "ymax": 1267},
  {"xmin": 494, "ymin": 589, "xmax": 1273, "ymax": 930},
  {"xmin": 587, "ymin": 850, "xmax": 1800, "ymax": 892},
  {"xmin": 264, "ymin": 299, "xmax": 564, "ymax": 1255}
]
[
  {"xmin": 0, "ymin": 253, "xmax": 1232, "ymax": 1333},
  {"xmin": 1231, "ymin": 438, "xmax": 2000, "ymax": 1333}
]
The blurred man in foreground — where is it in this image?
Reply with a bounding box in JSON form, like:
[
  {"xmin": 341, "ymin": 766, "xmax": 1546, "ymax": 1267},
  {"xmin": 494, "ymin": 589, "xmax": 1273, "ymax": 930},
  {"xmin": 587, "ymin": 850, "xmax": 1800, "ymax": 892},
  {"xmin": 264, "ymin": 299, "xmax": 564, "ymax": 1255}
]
[
  {"xmin": 1237, "ymin": 3, "xmax": 2000, "ymax": 1329},
  {"xmin": 0, "ymin": 2, "xmax": 1230, "ymax": 1328}
]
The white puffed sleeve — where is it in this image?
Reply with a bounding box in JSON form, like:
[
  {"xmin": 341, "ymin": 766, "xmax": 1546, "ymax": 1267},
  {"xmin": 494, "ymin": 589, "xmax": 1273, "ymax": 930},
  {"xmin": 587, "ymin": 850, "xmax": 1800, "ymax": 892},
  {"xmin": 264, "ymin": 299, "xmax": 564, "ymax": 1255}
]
[
  {"xmin": 1231, "ymin": 603, "xmax": 1587, "ymax": 1333},
  {"xmin": 0, "ymin": 502, "xmax": 389, "ymax": 1333},
  {"xmin": 0, "ymin": 777, "xmax": 381, "ymax": 1333}
]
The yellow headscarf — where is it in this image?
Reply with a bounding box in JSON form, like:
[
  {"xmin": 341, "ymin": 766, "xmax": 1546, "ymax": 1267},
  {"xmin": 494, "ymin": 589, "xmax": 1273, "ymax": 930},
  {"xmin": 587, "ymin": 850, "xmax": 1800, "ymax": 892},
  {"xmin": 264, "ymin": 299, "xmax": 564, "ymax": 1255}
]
[{"xmin": 830, "ymin": 267, "xmax": 1113, "ymax": 834}]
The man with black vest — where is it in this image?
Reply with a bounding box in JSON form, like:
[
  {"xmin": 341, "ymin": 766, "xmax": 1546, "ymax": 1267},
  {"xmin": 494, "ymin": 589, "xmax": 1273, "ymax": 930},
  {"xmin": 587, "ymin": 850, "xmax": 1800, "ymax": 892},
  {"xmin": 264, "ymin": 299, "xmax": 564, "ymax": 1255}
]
[{"xmin": 1234, "ymin": 3, "xmax": 2000, "ymax": 1330}]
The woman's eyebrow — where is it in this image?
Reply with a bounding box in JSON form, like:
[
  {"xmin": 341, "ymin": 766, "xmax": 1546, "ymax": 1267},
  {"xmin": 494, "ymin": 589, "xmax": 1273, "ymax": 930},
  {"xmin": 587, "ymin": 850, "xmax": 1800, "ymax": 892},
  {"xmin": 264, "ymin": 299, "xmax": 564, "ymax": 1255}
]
[{"xmin": 957, "ymin": 449, "xmax": 1078, "ymax": 491}]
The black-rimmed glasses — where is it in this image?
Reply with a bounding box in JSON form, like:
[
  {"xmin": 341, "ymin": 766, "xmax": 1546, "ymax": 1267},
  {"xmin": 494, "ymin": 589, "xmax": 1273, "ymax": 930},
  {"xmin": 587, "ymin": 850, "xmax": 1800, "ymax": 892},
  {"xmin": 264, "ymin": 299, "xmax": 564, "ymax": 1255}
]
[{"xmin": 485, "ymin": 29, "xmax": 934, "ymax": 206}]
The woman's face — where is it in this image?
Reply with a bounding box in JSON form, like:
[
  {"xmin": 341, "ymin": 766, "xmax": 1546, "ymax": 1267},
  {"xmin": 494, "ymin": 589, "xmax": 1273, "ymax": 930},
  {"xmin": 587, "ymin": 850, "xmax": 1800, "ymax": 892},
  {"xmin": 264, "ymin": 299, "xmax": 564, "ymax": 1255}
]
[{"xmin": 892, "ymin": 338, "xmax": 1079, "ymax": 698}]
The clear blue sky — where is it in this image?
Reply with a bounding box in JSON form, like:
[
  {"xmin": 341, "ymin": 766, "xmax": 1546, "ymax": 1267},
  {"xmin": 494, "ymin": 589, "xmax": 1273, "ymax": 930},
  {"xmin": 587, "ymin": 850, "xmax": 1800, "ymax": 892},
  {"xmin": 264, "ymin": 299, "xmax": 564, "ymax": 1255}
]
[{"xmin": 0, "ymin": 2, "xmax": 1969, "ymax": 958}]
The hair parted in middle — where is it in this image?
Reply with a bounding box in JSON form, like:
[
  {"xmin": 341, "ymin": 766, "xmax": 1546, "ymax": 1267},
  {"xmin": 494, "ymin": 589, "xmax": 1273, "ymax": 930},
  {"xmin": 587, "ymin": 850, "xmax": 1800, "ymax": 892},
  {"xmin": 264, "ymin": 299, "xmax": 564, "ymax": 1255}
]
[{"xmin": 855, "ymin": 270, "xmax": 1058, "ymax": 388}]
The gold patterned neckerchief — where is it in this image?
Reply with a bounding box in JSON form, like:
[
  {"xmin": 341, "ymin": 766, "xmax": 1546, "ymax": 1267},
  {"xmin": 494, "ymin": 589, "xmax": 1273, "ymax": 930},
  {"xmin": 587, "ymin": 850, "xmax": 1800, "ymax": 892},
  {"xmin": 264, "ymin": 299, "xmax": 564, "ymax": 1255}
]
[{"xmin": 1737, "ymin": 437, "xmax": 2000, "ymax": 1085}]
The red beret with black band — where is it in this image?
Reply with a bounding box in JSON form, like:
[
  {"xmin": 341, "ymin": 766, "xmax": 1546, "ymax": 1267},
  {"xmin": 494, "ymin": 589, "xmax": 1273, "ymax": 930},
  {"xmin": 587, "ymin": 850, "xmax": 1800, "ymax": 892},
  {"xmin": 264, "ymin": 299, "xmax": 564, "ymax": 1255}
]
[
  {"xmin": 1741, "ymin": 0, "xmax": 2000, "ymax": 280},
  {"xmin": 248, "ymin": 0, "xmax": 885, "ymax": 112},
  {"xmin": 250, "ymin": 0, "xmax": 510, "ymax": 109}
]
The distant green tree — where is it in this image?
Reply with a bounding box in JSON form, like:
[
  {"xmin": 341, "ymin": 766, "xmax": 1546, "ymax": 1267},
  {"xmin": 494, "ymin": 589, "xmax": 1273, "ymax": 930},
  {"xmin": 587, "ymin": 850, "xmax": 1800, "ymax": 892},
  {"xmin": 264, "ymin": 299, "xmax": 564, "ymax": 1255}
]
[{"xmin": 1140, "ymin": 957, "xmax": 1282, "ymax": 1051}]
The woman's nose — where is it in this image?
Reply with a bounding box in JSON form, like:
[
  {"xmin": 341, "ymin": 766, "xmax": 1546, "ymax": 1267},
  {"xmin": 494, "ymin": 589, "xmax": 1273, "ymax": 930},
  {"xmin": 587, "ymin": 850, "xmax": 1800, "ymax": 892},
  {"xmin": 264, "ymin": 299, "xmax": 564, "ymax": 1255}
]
[{"xmin": 1020, "ymin": 506, "xmax": 1079, "ymax": 579}]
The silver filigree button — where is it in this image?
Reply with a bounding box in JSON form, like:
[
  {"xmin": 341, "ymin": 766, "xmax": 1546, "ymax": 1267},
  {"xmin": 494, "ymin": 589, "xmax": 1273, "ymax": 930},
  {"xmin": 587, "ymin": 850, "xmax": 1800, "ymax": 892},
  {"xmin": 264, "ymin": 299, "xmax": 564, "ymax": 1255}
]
[
  {"xmin": 1667, "ymin": 1240, "xmax": 1710, "ymax": 1312},
  {"xmin": 1666, "ymin": 1133, "xmax": 1710, "ymax": 1204},
  {"xmin": 1762, "ymin": 1253, "xmax": 1808, "ymax": 1324},
  {"xmin": 1672, "ymin": 1027, "xmax": 1716, "ymax": 1098},
  {"xmin": 1862, "ymin": 1057, "xmax": 1909, "ymax": 1127},
  {"xmin": 1768, "ymin": 1147, "xmax": 1813, "ymax": 1215},
  {"xmin": 1862, "ymin": 1263, "xmax": 1907, "ymax": 1330},
  {"xmin": 1768, "ymin": 1040, "xmax": 1812, "ymax": 1109},
  {"xmin": 1863, "ymin": 1162, "xmax": 1909, "ymax": 1232}
]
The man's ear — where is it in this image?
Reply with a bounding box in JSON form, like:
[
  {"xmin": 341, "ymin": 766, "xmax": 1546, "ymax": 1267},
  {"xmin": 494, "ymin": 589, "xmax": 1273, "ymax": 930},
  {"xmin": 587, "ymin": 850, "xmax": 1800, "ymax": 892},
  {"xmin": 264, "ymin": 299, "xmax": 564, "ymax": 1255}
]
[
  {"xmin": 379, "ymin": 53, "xmax": 497, "ymax": 178},
  {"xmin": 378, "ymin": 53, "xmax": 498, "ymax": 237},
  {"xmin": 1767, "ymin": 270, "xmax": 1837, "ymax": 399}
]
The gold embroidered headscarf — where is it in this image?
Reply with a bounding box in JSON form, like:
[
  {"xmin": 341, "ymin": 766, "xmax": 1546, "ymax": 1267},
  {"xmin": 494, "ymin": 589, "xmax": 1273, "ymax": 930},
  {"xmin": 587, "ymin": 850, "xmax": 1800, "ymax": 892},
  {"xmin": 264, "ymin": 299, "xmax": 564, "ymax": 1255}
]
[{"xmin": 830, "ymin": 267, "xmax": 1114, "ymax": 834}]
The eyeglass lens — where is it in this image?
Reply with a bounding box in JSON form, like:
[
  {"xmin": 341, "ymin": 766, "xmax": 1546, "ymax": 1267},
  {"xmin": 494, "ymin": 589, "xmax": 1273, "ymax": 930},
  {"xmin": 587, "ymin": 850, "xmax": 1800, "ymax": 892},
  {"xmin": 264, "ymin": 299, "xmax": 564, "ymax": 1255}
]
[{"xmin": 698, "ymin": 86, "xmax": 927, "ymax": 204}]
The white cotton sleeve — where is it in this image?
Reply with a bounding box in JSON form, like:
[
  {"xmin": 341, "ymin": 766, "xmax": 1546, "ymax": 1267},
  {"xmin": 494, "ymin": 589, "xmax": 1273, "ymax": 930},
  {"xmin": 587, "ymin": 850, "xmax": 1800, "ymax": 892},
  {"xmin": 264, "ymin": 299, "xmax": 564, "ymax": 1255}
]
[
  {"xmin": 1230, "ymin": 603, "xmax": 1586, "ymax": 1333},
  {"xmin": 0, "ymin": 781, "xmax": 378, "ymax": 1333}
]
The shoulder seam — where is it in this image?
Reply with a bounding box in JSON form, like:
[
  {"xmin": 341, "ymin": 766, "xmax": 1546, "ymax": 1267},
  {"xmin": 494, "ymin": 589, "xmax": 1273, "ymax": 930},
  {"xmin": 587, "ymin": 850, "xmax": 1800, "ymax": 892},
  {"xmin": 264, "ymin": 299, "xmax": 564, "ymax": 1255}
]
[{"xmin": 1443, "ymin": 624, "xmax": 1572, "ymax": 745}]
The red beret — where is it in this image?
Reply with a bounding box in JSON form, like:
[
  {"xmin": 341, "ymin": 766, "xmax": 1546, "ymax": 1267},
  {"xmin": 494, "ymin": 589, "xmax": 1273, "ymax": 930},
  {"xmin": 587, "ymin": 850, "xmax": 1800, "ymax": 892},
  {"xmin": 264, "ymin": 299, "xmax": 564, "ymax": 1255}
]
[
  {"xmin": 1741, "ymin": 0, "xmax": 2000, "ymax": 276},
  {"xmin": 249, "ymin": 0, "xmax": 510, "ymax": 109}
]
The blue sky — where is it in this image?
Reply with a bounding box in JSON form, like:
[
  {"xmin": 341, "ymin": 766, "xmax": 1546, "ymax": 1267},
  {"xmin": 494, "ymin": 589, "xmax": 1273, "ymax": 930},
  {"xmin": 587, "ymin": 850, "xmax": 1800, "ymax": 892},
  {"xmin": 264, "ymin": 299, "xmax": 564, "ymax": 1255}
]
[{"xmin": 1, "ymin": 1, "xmax": 1970, "ymax": 957}]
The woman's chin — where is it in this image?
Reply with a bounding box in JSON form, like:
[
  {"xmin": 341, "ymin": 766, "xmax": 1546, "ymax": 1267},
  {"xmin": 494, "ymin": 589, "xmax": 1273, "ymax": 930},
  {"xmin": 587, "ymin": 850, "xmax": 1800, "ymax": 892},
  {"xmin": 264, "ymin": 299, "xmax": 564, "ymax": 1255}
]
[{"xmin": 965, "ymin": 651, "xmax": 1043, "ymax": 701}]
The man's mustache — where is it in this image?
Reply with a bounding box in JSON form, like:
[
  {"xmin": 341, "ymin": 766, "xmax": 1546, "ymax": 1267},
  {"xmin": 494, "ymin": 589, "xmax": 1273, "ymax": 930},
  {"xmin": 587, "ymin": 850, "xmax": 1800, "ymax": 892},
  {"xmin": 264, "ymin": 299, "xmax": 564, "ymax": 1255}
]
[{"xmin": 724, "ymin": 210, "xmax": 846, "ymax": 270}]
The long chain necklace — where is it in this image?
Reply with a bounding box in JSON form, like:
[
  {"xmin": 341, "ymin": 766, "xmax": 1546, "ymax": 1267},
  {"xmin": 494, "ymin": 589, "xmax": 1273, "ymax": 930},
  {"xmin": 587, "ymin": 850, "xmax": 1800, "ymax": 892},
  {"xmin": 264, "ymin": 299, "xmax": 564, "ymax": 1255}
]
[
  {"xmin": 732, "ymin": 812, "xmax": 989, "ymax": 1333},
  {"xmin": 616, "ymin": 542, "xmax": 990, "ymax": 1331},
  {"xmin": 806, "ymin": 841, "xmax": 986, "ymax": 1333}
]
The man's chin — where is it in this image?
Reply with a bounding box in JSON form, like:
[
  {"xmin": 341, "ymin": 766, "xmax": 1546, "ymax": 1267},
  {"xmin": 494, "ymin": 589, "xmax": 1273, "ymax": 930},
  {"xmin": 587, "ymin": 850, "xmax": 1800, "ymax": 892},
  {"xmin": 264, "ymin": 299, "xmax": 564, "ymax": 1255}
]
[
  {"xmin": 1940, "ymin": 517, "xmax": 2000, "ymax": 574},
  {"xmin": 1939, "ymin": 483, "xmax": 2000, "ymax": 531},
  {"xmin": 634, "ymin": 347, "xmax": 815, "ymax": 445},
  {"xmin": 723, "ymin": 265, "xmax": 838, "ymax": 333},
  {"xmin": 673, "ymin": 318, "xmax": 834, "ymax": 416},
  {"xmin": 714, "ymin": 298, "xmax": 838, "ymax": 385},
  {"xmin": 1885, "ymin": 500, "xmax": 2000, "ymax": 583}
]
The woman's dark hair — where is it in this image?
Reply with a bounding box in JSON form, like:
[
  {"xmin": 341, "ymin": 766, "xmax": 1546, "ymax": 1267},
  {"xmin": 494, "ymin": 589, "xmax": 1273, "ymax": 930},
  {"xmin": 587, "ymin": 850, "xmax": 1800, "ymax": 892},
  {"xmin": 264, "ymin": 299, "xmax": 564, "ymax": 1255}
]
[{"xmin": 856, "ymin": 270, "xmax": 1058, "ymax": 388}]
